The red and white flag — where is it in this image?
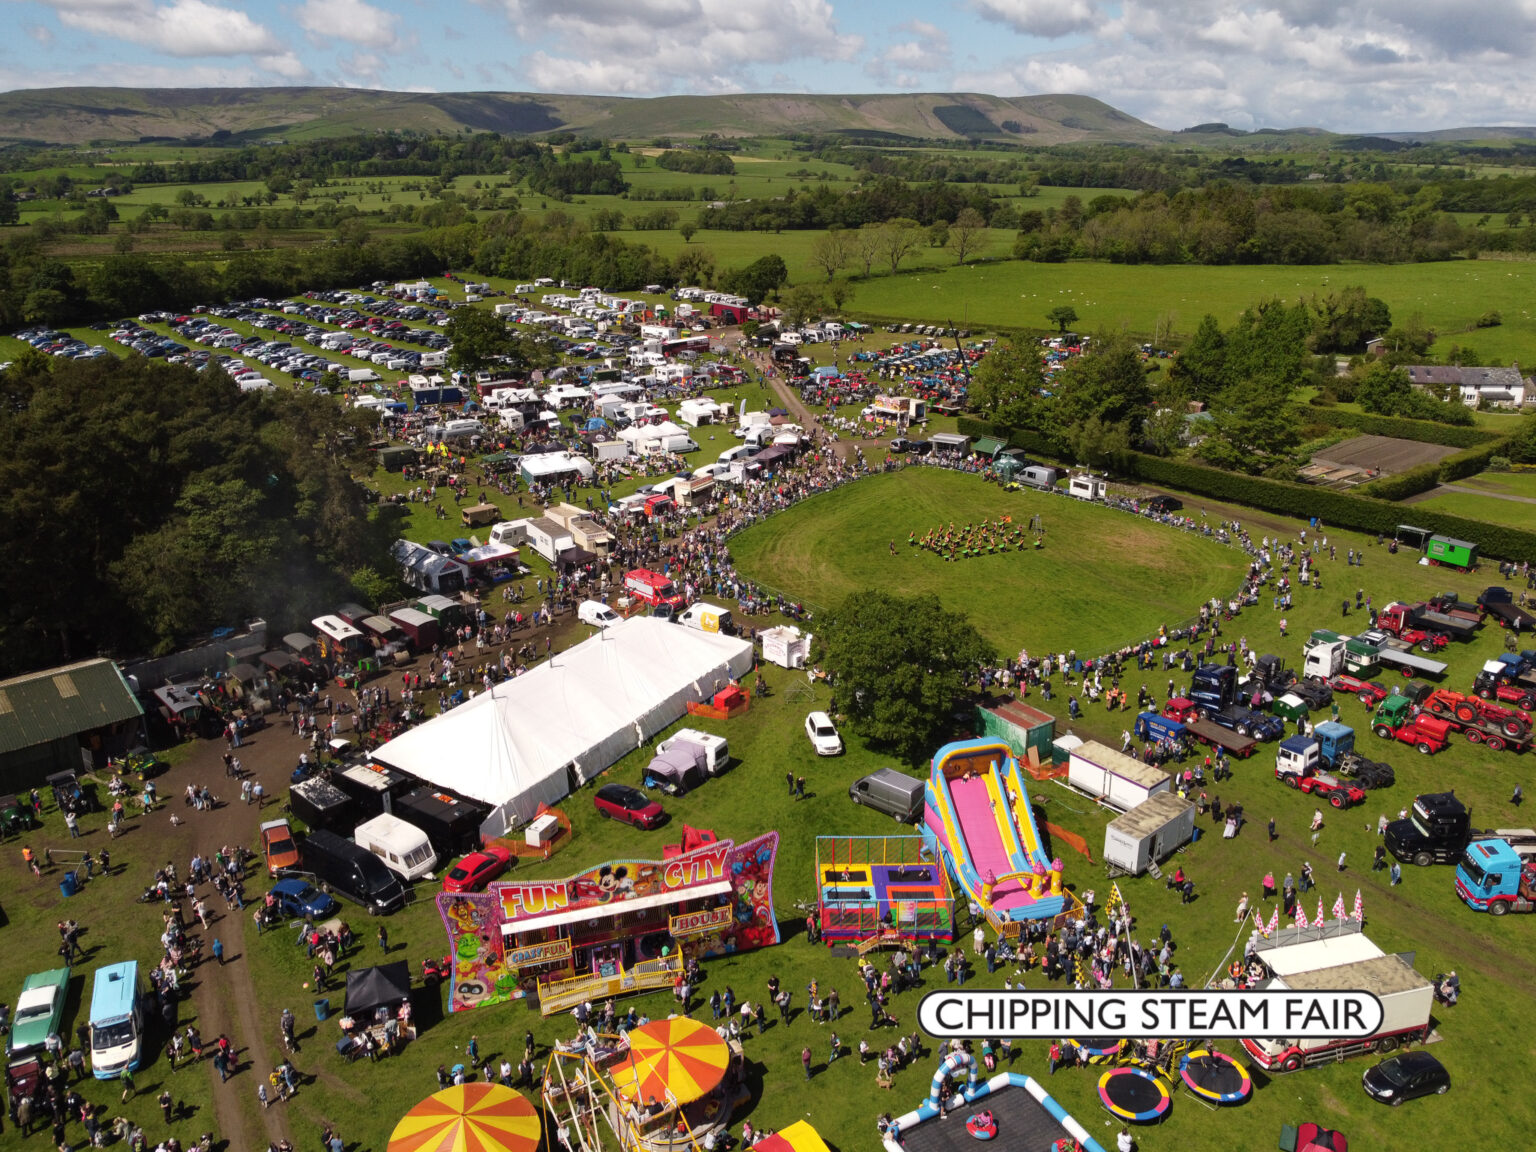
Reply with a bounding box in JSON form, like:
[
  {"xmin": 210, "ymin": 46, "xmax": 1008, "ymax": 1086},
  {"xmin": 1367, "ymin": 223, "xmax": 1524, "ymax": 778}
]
[
  {"xmin": 1267, "ymin": 906, "xmax": 1280, "ymax": 935},
  {"xmin": 1353, "ymin": 889, "xmax": 1364, "ymax": 922},
  {"xmin": 1295, "ymin": 906, "xmax": 1309, "ymax": 929},
  {"xmin": 1333, "ymin": 893, "xmax": 1347, "ymax": 920},
  {"xmin": 1316, "ymin": 897, "xmax": 1326, "ymax": 925}
]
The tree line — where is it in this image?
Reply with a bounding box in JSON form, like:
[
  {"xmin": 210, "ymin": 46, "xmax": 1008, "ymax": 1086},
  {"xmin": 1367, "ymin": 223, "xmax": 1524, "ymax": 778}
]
[{"xmin": 0, "ymin": 353, "xmax": 397, "ymax": 675}]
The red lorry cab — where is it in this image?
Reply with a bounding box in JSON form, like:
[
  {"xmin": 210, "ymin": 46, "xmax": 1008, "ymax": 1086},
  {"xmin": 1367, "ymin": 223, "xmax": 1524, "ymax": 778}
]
[{"xmin": 625, "ymin": 568, "xmax": 686, "ymax": 608}]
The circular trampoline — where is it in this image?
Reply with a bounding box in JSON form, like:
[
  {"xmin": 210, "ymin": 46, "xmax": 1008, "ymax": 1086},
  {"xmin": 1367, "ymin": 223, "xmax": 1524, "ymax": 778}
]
[
  {"xmin": 1097, "ymin": 1067, "xmax": 1172, "ymax": 1124},
  {"xmin": 1179, "ymin": 1049, "xmax": 1253, "ymax": 1105},
  {"xmin": 1069, "ymin": 1037, "xmax": 1124, "ymax": 1061}
]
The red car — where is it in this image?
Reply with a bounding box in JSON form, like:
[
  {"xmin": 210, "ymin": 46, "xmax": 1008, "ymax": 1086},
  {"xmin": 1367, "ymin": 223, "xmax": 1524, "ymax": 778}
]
[
  {"xmin": 442, "ymin": 845, "xmax": 514, "ymax": 893},
  {"xmin": 1330, "ymin": 674, "xmax": 1389, "ymax": 708},
  {"xmin": 594, "ymin": 783, "xmax": 665, "ymax": 829}
]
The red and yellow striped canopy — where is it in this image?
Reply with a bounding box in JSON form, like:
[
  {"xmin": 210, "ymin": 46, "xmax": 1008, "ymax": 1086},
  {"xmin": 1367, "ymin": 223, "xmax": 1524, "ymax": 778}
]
[
  {"xmin": 612, "ymin": 1017, "xmax": 731, "ymax": 1105},
  {"xmin": 389, "ymin": 1083, "xmax": 541, "ymax": 1152},
  {"xmin": 753, "ymin": 1121, "xmax": 831, "ymax": 1152}
]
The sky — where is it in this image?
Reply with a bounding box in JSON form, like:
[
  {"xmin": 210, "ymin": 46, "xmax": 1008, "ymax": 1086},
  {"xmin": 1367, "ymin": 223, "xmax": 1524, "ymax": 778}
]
[{"xmin": 4, "ymin": 0, "xmax": 1536, "ymax": 133}]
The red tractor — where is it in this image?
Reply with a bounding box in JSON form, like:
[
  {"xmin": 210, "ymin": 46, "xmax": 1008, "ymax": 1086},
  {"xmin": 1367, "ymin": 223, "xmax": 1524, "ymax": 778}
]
[
  {"xmin": 1329, "ymin": 674, "xmax": 1390, "ymax": 708},
  {"xmin": 1421, "ymin": 689, "xmax": 1531, "ymax": 740},
  {"xmin": 1476, "ymin": 681, "xmax": 1536, "ymax": 712}
]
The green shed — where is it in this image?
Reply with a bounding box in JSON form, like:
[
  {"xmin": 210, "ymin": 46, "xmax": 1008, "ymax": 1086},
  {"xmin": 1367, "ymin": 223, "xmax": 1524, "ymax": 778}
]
[
  {"xmin": 1426, "ymin": 535, "xmax": 1478, "ymax": 572},
  {"xmin": 976, "ymin": 699, "xmax": 1057, "ymax": 764}
]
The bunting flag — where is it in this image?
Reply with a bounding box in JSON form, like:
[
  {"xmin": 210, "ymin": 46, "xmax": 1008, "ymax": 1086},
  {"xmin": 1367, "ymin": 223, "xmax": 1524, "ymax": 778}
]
[
  {"xmin": 1353, "ymin": 889, "xmax": 1364, "ymax": 923},
  {"xmin": 1316, "ymin": 897, "xmax": 1326, "ymax": 926},
  {"xmin": 1074, "ymin": 952, "xmax": 1091, "ymax": 988},
  {"xmin": 1333, "ymin": 893, "xmax": 1347, "ymax": 920},
  {"xmin": 1294, "ymin": 906, "xmax": 1309, "ymax": 929},
  {"xmin": 1267, "ymin": 906, "xmax": 1280, "ymax": 935}
]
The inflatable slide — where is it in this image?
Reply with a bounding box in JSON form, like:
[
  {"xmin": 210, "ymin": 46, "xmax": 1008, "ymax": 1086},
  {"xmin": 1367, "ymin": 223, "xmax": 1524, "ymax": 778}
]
[{"xmin": 922, "ymin": 740, "xmax": 1067, "ymax": 930}]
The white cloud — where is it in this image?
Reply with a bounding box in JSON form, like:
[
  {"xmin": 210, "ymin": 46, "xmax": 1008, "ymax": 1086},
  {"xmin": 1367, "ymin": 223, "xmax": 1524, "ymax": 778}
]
[
  {"xmin": 865, "ymin": 20, "xmax": 953, "ymax": 88},
  {"xmin": 494, "ymin": 0, "xmax": 861, "ymax": 94},
  {"xmin": 963, "ymin": 0, "xmax": 1536, "ymax": 131},
  {"xmin": 971, "ymin": 0, "xmax": 1099, "ymax": 39},
  {"xmin": 26, "ymin": 24, "xmax": 55, "ymax": 44},
  {"xmin": 48, "ymin": 0, "xmax": 285, "ymax": 58},
  {"xmin": 296, "ymin": 0, "xmax": 399, "ymax": 48}
]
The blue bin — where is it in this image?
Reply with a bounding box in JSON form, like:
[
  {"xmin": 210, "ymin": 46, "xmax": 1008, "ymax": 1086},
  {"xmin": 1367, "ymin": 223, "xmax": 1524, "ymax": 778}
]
[
  {"xmin": 314, "ymin": 998, "xmax": 330, "ymax": 1022},
  {"xmin": 1190, "ymin": 826, "xmax": 1203, "ymax": 843},
  {"xmin": 59, "ymin": 869, "xmax": 80, "ymax": 898}
]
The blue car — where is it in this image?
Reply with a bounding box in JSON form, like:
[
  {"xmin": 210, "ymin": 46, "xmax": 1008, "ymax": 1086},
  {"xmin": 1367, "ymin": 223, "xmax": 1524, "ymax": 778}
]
[{"xmin": 268, "ymin": 878, "xmax": 338, "ymax": 920}]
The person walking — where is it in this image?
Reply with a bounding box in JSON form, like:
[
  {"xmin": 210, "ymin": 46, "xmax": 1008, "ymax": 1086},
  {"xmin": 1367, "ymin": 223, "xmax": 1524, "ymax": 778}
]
[
  {"xmin": 1514, "ymin": 785, "xmax": 1524, "ymax": 808},
  {"xmin": 1390, "ymin": 861, "xmax": 1402, "ymax": 886},
  {"xmin": 212, "ymin": 938, "xmax": 224, "ymax": 965},
  {"xmin": 1267, "ymin": 817, "xmax": 1276, "ymax": 843},
  {"xmin": 1261, "ymin": 871, "xmax": 1275, "ymax": 900},
  {"xmin": 1235, "ymin": 893, "xmax": 1249, "ymax": 923},
  {"xmin": 1337, "ymin": 851, "xmax": 1347, "ymax": 873},
  {"xmin": 801, "ymin": 1047, "xmax": 813, "ymax": 1080},
  {"xmin": 158, "ymin": 1088, "xmax": 174, "ymax": 1124},
  {"xmin": 377, "ymin": 925, "xmax": 389, "ymax": 953}
]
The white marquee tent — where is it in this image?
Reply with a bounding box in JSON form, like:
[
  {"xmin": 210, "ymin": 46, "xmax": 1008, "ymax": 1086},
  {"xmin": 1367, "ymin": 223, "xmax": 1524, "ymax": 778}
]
[{"xmin": 370, "ymin": 617, "xmax": 753, "ymax": 837}]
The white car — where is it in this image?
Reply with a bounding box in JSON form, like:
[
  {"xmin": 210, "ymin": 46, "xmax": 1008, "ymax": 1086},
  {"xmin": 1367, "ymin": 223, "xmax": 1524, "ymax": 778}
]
[
  {"xmin": 805, "ymin": 711, "xmax": 843, "ymax": 756},
  {"xmin": 578, "ymin": 600, "xmax": 622, "ymax": 629}
]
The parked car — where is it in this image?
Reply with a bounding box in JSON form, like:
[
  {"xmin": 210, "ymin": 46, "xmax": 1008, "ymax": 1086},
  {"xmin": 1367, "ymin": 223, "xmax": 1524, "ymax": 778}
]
[
  {"xmin": 805, "ymin": 711, "xmax": 843, "ymax": 756},
  {"xmin": 260, "ymin": 818, "xmax": 300, "ymax": 876},
  {"xmin": 1362, "ymin": 1051, "xmax": 1449, "ymax": 1106},
  {"xmin": 7, "ymin": 968, "xmax": 70, "ymax": 1059},
  {"xmin": 267, "ymin": 878, "xmax": 339, "ymax": 920},
  {"xmin": 594, "ymin": 783, "xmax": 665, "ymax": 829},
  {"xmin": 442, "ymin": 845, "xmax": 514, "ymax": 893}
]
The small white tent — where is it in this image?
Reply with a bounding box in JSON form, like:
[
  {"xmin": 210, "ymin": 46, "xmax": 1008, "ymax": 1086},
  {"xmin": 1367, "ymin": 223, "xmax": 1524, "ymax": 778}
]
[{"xmin": 369, "ymin": 617, "xmax": 753, "ymax": 837}]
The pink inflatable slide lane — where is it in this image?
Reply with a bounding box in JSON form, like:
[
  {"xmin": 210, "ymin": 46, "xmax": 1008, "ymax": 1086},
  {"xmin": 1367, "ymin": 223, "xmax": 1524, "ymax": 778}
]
[{"xmin": 947, "ymin": 776, "xmax": 1030, "ymax": 911}]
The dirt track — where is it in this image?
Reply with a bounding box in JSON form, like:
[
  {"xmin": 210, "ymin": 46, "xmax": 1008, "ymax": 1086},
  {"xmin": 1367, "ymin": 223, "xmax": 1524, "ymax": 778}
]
[{"xmin": 1311, "ymin": 435, "xmax": 1461, "ymax": 475}]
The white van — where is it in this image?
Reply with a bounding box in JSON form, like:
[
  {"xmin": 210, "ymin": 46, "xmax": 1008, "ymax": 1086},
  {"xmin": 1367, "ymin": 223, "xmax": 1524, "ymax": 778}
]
[
  {"xmin": 677, "ymin": 603, "xmax": 734, "ymax": 634},
  {"xmin": 656, "ymin": 728, "xmax": 730, "ymax": 776},
  {"xmin": 354, "ymin": 813, "xmax": 436, "ymax": 881},
  {"xmin": 578, "ymin": 600, "xmax": 622, "ymax": 629}
]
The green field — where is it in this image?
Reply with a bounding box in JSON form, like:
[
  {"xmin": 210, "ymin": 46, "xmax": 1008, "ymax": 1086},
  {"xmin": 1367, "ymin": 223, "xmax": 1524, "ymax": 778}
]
[
  {"xmin": 826, "ymin": 256, "xmax": 1536, "ymax": 356},
  {"xmin": 729, "ymin": 469, "xmax": 1246, "ymax": 654},
  {"xmin": 7, "ymin": 469, "xmax": 1536, "ymax": 1152},
  {"xmin": 1412, "ymin": 470, "xmax": 1536, "ymax": 527}
]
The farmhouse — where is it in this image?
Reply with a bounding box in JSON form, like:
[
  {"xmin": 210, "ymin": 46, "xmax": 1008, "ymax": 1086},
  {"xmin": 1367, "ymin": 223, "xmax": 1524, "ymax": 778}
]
[{"xmin": 1404, "ymin": 364, "xmax": 1530, "ymax": 409}]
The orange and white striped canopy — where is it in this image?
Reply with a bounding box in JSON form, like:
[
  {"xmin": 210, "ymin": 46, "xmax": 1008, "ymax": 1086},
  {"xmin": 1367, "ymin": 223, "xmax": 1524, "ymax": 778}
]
[
  {"xmin": 612, "ymin": 1016, "xmax": 731, "ymax": 1105},
  {"xmin": 388, "ymin": 1083, "xmax": 541, "ymax": 1152}
]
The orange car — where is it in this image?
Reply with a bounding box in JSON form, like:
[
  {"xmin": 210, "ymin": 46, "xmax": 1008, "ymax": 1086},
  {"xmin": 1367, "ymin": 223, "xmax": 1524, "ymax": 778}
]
[{"xmin": 260, "ymin": 818, "xmax": 300, "ymax": 876}]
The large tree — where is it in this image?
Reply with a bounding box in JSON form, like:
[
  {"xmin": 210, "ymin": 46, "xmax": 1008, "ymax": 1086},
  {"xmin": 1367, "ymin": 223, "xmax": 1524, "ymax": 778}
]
[
  {"xmin": 968, "ymin": 339, "xmax": 1044, "ymax": 421},
  {"xmin": 949, "ymin": 208, "xmax": 989, "ymax": 264},
  {"xmin": 809, "ymin": 228, "xmax": 853, "ymax": 280},
  {"xmin": 445, "ymin": 306, "xmax": 554, "ymax": 377},
  {"xmin": 812, "ymin": 590, "xmax": 995, "ymax": 761},
  {"xmin": 1048, "ymin": 331, "xmax": 1153, "ymax": 440}
]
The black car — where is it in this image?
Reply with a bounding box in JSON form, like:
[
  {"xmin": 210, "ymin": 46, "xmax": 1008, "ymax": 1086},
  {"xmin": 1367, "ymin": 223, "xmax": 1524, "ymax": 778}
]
[
  {"xmin": 1362, "ymin": 1050, "xmax": 1449, "ymax": 1106},
  {"xmin": 1144, "ymin": 495, "xmax": 1183, "ymax": 513}
]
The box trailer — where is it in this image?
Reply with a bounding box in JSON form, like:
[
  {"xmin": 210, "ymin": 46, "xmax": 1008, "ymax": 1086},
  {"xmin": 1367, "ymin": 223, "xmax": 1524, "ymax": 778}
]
[
  {"xmin": 392, "ymin": 786, "xmax": 488, "ymax": 859},
  {"xmin": 387, "ymin": 607, "xmax": 440, "ymax": 652},
  {"xmin": 1067, "ymin": 740, "xmax": 1172, "ymax": 811},
  {"xmin": 288, "ymin": 777, "xmax": 357, "ymax": 832},
  {"xmin": 1103, "ymin": 791, "xmax": 1196, "ymax": 875},
  {"xmin": 333, "ymin": 763, "xmax": 414, "ymax": 819},
  {"xmin": 1242, "ymin": 942, "xmax": 1434, "ymax": 1072}
]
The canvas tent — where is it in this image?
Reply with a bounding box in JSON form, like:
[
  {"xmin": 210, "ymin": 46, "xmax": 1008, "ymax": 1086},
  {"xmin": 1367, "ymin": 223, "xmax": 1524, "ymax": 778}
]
[
  {"xmin": 344, "ymin": 961, "xmax": 412, "ymax": 1018},
  {"xmin": 370, "ymin": 617, "xmax": 754, "ymax": 837},
  {"xmin": 644, "ymin": 741, "xmax": 707, "ymax": 794}
]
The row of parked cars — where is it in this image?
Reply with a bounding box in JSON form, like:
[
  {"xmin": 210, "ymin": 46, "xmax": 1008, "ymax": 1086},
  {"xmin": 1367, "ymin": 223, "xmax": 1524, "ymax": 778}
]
[{"xmin": 10, "ymin": 328, "xmax": 116, "ymax": 362}]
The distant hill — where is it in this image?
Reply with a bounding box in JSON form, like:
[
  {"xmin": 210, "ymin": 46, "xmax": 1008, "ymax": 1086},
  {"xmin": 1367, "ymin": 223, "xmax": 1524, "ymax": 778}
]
[
  {"xmin": 1366, "ymin": 126, "xmax": 1536, "ymax": 144},
  {"xmin": 0, "ymin": 86, "xmax": 1175, "ymax": 146}
]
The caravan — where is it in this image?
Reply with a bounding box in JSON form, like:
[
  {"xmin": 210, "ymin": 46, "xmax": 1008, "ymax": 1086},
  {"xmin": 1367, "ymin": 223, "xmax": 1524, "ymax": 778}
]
[{"xmin": 354, "ymin": 813, "xmax": 437, "ymax": 881}]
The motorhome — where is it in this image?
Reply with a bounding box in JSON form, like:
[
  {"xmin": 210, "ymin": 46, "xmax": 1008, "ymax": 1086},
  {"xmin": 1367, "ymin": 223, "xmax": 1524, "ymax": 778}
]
[{"xmin": 88, "ymin": 962, "xmax": 144, "ymax": 1079}]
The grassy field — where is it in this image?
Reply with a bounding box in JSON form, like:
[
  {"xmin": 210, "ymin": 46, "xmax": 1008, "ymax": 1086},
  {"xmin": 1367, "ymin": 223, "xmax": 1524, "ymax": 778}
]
[
  {"xmin": 728, "ymin": 469, "xmax": 1246, "ymax": 654},
  {"xmin": 8, "ymin": 469, "xmax": 1536, "ymax": 1152},
  {"xmin": 840, "ymin": 257, "xmax": 1536, "ymax": 356},
  {"xmin": 1412, "ymin": 469, "xmax": 1536, "ymax": 526}
]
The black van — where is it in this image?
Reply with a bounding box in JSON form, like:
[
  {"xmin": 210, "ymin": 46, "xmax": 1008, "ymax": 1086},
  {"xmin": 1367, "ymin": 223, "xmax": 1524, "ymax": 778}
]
[{"xmin": 296, "ymin": 828, "xmax": 406, "ymax": 914}]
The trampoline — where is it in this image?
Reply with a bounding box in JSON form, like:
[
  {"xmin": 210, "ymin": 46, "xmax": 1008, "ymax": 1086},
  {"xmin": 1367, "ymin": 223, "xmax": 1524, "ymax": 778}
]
[
  {"xmin": 1070, "ymin": 1038, "xmax": 1124, "ymax": 1061},
  {"xmin": 1179, "ymin": 1050, "xmax": 1252, "ymax": 1105},
  {"xmin": 1097, "ymin": 1068, "xmax": 1172, "ymax": 1124}
]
